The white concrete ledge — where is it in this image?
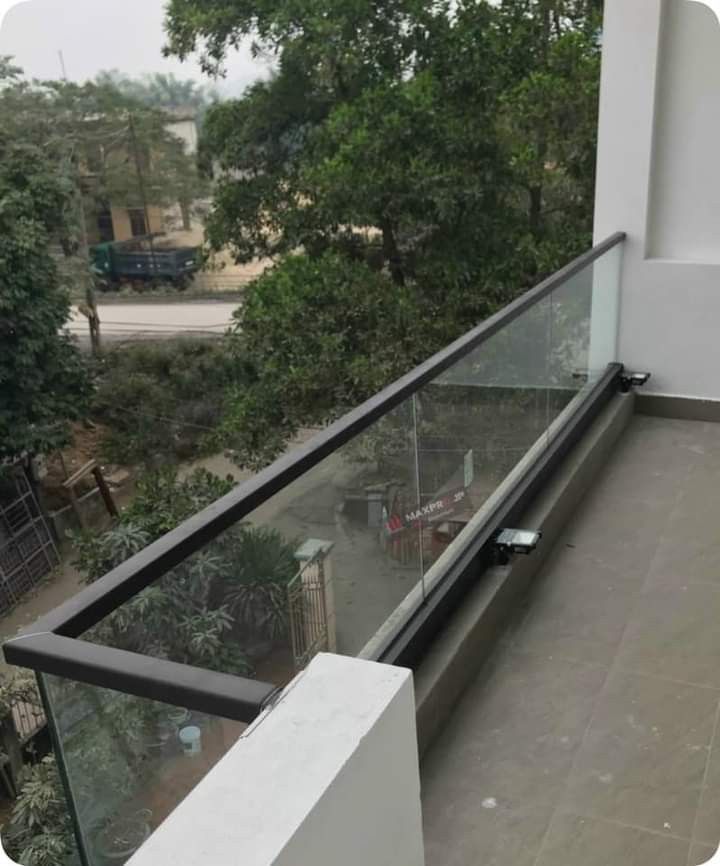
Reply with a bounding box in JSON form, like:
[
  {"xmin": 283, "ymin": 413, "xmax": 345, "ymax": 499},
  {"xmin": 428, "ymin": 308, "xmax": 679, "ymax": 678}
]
[{"xmin": 126, "ymin": 653, "xmax": 425, "ymax": 866}]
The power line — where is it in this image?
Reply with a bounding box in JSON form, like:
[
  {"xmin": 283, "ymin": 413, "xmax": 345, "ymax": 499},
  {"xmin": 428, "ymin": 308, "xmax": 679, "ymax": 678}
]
[
  {"xmin": 110, "ymin": 405, "xmax": 218, "ymax": 432},
  {"xmin": 68, "ymin": 321, "xmax": 231, "ymax": 328}
]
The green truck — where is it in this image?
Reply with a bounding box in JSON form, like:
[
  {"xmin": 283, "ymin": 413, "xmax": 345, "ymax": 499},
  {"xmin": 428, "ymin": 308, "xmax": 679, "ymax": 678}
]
[{"xmin": 91, "ymin": 239, "xmax": 199, "ymax": 288}]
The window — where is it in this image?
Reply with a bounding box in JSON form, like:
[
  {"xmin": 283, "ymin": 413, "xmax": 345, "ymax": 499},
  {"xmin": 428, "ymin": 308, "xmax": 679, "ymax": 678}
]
[
  {"xmin": 128, "ymin": 208, "xmax": 148, "ymax": 237},
  {"xmin": 96, "ymin": 202, "xmax": 114, "ymax": 243}
]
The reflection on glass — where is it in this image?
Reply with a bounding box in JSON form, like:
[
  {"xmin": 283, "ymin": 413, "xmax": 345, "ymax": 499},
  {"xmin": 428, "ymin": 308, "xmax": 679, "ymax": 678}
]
[
  {"xmin": 417, "ymin": 296, "xmax": 552, "ymax": 573},
  {"xmin": 240, "ymin": 398, "xmax": 424, "ymax": 660},
  {"xmin": 85, "ymin": 400, "xmax": 423, "ymax": 681},
  {"xmin": 81, "ymin": 247, "xmax": 622, "ymax": 679},
  {"xmin": 42, "ymin": 674, "xmax": 245, "ymax": 866}
]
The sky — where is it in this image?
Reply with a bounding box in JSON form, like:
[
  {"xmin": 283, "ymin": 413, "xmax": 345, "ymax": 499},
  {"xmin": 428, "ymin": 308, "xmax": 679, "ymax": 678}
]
[{"xmin": 0, "ymin": 0, "xmax": 269, "ymax": 93}]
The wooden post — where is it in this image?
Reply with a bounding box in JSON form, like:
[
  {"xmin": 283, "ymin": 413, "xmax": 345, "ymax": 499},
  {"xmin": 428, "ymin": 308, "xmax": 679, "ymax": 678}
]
[{"xmin": 92, "ymin": 466, "xmax": 119, "ymax": 518}]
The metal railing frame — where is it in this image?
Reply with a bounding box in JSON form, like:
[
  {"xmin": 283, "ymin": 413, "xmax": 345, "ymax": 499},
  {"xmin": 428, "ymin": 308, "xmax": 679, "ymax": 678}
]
[{"xmin": 3, "ymin": 232, "xmax": 626, "ymax": 725}]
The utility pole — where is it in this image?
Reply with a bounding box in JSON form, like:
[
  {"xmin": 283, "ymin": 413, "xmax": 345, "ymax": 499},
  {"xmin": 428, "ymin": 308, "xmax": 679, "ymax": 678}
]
[
  {"xmin": 63, "ymin": 135, "xmax": 101, "ymax": 355},
  {"xmin": 75, "ymin": 179, "xmax": 102, "ymax": 356},
  {"xmin": 127, "ymin": 112, "xmax": 158, "ymax": 276}
]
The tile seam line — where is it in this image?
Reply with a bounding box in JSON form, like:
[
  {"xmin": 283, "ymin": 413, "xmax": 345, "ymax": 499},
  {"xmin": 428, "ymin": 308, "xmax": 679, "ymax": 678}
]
[
  {"xmin": 556, "ymin": 809, "xmax": 692, "ymax": 843},
  {"xmin": 530, "ymin": 490, "xmax": 665, "ymax": 866},
  {"xmin": 685, "ymin": 695, "xmax": 720, "ymax": 865}
]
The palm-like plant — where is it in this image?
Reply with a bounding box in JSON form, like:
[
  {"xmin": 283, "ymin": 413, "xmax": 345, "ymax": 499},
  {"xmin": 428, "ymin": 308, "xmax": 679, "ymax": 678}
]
[{"xmin": 223, "ymin": 526, "xmax": 298, "ymax": 641}]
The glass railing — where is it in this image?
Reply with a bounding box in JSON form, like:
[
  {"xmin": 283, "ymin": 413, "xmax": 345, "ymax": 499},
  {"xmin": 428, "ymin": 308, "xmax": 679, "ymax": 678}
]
[{"xmin": 3, "ymin": 233, "xmax": 624, "ymax": 866}]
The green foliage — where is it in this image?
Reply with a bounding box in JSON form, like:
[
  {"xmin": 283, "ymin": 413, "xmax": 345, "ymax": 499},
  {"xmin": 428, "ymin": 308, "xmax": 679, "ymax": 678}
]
[
  {"xmin": 0, "ymin": 65, "xmax": 208, "ymax": 247},
  {"xmin": 72, "ymin": 469, "xmax": 297, "ymax": 675},
  {"xmin": 216, "ymin": 252, "xmax": 436, "ymax": 468},
  {"xmin": 92, "ymin": 340, "xmax": 235, "ymax": 466},
  {"xmin": 3, "ymin": 756, "xmax": 76, "ymax": 866},
  {"xmin": 0, "ymin": 107, "xmax": 90, "ymax": 461},
  {"xmin": 72, "ymin": 468, "xmax": 234, "ymax": 580},
  {"xmin": 224, "ymin": 526, "xmax": 301, "ymax": 639},
  {"xmin": 0, "ymin": 671, "xmax": 40, "ymax": 721},
  {"xmin": 163, "ymin": 0, "xmax": 604, "ymax": 469}
]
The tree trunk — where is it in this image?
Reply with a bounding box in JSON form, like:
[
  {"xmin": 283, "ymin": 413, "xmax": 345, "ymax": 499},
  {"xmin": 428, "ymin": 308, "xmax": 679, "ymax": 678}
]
[
  {"xmin": 529, "ymin": 2, "xmax": 552, "ymax": 240},
  {"xmin": 180, "ymin": 199, "xmax": 192, "ymax": 232},
  {"xmin": 380, "ymin": 217, "xmax": 405, "ymax": 287},
  {"xmin": 528, "ymin": 184, "xmax": 544, "ymax": 238}
]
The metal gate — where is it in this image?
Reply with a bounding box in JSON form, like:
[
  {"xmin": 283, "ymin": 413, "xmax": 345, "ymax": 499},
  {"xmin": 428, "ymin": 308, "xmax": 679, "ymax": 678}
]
[
  {"xmin": 287, "ymin": 552, "xmax": 329, "ymax": 671},
  {"xmin": 0, "ymin": 467, "xmax": 59, "ymax": 616}
]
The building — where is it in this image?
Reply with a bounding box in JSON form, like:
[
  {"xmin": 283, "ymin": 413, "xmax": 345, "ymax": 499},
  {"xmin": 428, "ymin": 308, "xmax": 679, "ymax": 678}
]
[
  {"xmin": 4, "ymin": 2, "xmax": 720, "ymax": 865},
  {"xmin": 85, "ymin": 112, "xmax": 199, "ymax": 247}
]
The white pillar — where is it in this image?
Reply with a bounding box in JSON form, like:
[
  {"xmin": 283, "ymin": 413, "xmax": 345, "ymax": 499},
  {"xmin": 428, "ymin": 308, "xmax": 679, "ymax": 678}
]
[
  {"xmin": 127, "ymin": 654, "xmax": 425, "ymax": 866},
  {"xmin": 295, "ymin": 538, "xmax": 337, "ymax": 653}
]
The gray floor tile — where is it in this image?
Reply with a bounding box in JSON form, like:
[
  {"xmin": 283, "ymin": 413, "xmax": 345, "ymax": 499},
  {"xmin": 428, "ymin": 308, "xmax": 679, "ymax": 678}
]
[
  {"xmin": 648, "ymin": 544, "xmax": 720, "ymax": 588},
  {"xmin": 561, "ymin": 671, "xmax": 717, "ymax": 838},
  {"xmin": 422, "ymin": 650, "xmax": 607, "ymax": 807},
  {"xmin": 535, "ymin": 814, "xmax": 690, "ymax": 866},
  {"xmin": 560, "ymin": 493, "xmax": 667, "ymax": 578},
  {"xmin": 423, "ymin": 795, "xmax": 553, "ymax": 866},
  {"xmin": 421, "ymin": 416, "xmax": 720, "ymax": 861},
  {"xmin": 649, "ymin": 482, "xmax": 720, "ymax": 585},
  {"xmin": 510, "ymin": 547, "xmax": 644, "ymax": 665},
  {"xmin": 588, "ymin": 417, "xmax": 701, "ymax": 502},
  {"xmin": 690, "ymin": 843, "xmax": 718, "ymax": 865},
  {"xmin": 616, "ymin": 583, "xmax": 720, "ymax": 688},
  {"xmin": 693, "ymin": 744, "xmax": 720, "ymax": 848}
]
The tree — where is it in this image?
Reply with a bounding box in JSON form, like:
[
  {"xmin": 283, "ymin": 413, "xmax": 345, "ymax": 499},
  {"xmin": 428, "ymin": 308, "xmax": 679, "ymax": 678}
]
[
  {"xmin": 95, "ymin": 70, "xmax": 218, "ymax": 124},
  {"xmin": 0, "ymin": 93, "xmax": 90, "ymax": 462},
  {"xmin": 0, "ymin": 69, "xmax": 208, "ymax": 244},
  {"xmin": 215, "ymin": 251, "xmax": 501, "ymax": 469},
  {"xmin": 164, "ymin": 1, "xmax": 604, "ymax": 467},
  {"xmin": 493, "ymin": 0, "xmax": 603, "ymax": 268}
]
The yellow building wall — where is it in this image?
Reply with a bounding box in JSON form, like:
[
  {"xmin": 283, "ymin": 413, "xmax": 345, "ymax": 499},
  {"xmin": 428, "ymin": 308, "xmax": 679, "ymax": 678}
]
[{"xmin": 110, "ymin": 205, "xmax": 164, "ymax": 242}]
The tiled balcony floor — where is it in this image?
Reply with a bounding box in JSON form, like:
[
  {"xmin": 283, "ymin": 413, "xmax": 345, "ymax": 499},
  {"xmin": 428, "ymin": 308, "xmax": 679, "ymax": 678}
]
[{"xmin": 421, "ymin": 414, "xmax": 720, "ymax": 866}]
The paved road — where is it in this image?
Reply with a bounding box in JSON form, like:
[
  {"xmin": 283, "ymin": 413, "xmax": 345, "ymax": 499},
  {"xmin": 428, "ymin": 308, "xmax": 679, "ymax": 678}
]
[{"xmin": 68, "ymin": 301, "xmax": 240, "ymax": 343}]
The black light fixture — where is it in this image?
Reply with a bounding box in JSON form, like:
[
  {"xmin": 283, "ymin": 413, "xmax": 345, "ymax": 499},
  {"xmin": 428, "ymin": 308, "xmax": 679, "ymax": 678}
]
[
  {"xmin": 494, "ymin": 528, "xmax": 543, "ymax": 564},
  {"xmin": 620, "ymin": 371, "xmax": 651, "ymax": 393}
]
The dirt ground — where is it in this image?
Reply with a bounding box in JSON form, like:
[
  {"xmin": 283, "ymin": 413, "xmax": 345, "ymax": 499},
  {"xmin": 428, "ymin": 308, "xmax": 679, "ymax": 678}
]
[
  {"xmin": 40, "ymin": 421, "xmax": 132, "ymax": 513},
  {"xmin": 0, "ymin": 559, "xmax": 84, "ymax": 676}
]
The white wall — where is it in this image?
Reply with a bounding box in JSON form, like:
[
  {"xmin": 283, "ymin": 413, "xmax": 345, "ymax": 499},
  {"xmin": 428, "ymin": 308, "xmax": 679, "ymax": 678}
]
[
  {"xmin": 126, "ymin": 654, "xmax": 425, "ymax": 866},
  {"xmin": 594, "ymin": 0, "xmax": 720, "ymax": 399},
  {"xmin": 165, "ymin": 118, "xmax": 199, "ymax": 155}
]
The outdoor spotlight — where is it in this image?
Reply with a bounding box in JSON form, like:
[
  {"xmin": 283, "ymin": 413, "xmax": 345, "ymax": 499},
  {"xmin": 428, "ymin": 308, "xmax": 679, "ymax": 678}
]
[
  {"xmin": 620, "ymin": 371, "xmax": 652, "ymax": 392},
  {"xmin": 494, "ymin": 528, "xmax": 542, "ymax": 564}
]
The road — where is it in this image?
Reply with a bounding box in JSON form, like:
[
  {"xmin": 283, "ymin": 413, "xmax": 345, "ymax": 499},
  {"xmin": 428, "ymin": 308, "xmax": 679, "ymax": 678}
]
[{"xmin": 67, "ymin": 301, "xmax": 240, "ymax": 344}]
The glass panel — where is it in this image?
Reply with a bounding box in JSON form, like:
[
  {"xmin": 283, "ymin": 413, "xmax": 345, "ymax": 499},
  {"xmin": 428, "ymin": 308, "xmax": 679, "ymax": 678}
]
[
  {"xmin": 547, "ymin": 244, "xmax": 622, "ymax": 410},
  {"xmin": 42, "ymin": 673, "xmax": 246, "ymax": 866},
  {"xmin": 587, "ymin": 242, "xmax": 622, "ymax": 377},
  {"xmin": 79, "ymin": 245, "xmax": 622, "ymax": 674},
  {"xmin": 417, "ymin": 296, "xmax": 552, "ymax": 578},
  {"xmin": 548, "ymin": 259, "xmax": 594, "ymax": 410},
  {"xmin": 84, "ymin": 398, "xmax": 423, "ymax": 680},
  {"xmin": 416, "ymin": 247, "xmax": 621, "ymax": 592}
]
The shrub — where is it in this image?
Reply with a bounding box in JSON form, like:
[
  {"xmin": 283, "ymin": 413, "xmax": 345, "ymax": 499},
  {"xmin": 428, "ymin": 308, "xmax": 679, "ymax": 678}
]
[
  {"xmin": 91, "ymin": 339, "xmax": 236, "ymax": 466},
  {"xmin": 3, "ymin": 756, "xmax": 76, "ymax": 866},
  {"xmin": 72, "ymin": 469, "xmax": 297, "ymax": 676}
]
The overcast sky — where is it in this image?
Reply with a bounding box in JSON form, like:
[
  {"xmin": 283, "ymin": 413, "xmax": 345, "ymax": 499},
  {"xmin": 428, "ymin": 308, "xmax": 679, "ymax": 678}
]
[{"xmin": 0, "ymin": 0, "xmax": 268, "ymax": 93}]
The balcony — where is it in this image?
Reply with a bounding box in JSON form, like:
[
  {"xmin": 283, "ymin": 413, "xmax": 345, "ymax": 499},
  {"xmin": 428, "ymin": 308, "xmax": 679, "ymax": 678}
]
[
  {"xmin": 2, "ymin": 231, "xmax": 632, "ymax": 864},
  {"xmin": 422, "ymin": 412, "xmax": 720, "ymax": 866},
  {"xmin": 5, "ymin": 222, "xmax": 720, "ymax": 866}
]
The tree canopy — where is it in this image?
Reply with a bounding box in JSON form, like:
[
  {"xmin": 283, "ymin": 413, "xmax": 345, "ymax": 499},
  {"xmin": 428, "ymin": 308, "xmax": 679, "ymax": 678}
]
[
  {"xmin": 95, "ymin": 70, "xmax": 218, "ymax": 116},
  {"xmin": 0, "ymin": 65, "xmax": 89, "ymax": 462},
  {"xmin": 163, "ymin": 0, "xmax": 604, "ymax": 469}
]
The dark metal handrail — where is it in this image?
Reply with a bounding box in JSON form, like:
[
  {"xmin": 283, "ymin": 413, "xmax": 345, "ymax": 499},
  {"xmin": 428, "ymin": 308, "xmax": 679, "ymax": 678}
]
[
  {"xmin": 7, "ymin": 231, "xmax": 625, "ymax": 642},
  {"xmin": 3, "ymin": 231, "xmax": 625, "ymax": 723}
]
